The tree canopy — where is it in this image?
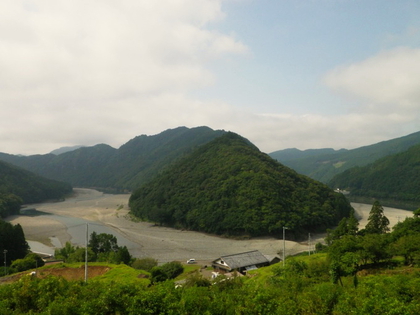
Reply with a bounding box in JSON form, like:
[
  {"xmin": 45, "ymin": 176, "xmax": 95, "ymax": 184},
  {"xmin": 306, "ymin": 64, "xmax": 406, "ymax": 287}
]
[
  {"xmin": 0, "ymin": 220, "xmax": 29, "ymax": 267},
  {"xmin": 0, "ymin": 160, "xmax": 72, "ymax": 207},
  {"xmin": 363, "ymin": 200, "xmax": 390, "ymax": 234},
  {"xmin": 129, "ymin": 132, "xmax": 353, "ymax": 238},
  {"xmin": 328, "ymin": 144, "xmax": 420, "ymax": 205}
]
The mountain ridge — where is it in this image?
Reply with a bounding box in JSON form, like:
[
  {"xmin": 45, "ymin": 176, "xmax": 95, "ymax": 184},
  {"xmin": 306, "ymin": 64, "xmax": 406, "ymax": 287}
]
[
  {"xmin": 0, "ymin": 126, "xmax": 225, "ymax": 191},
  {"xmin": 129, "ymin": 132, "xmax": 353, "ymax": 238},
  {"xmin": 269, "ymin": 130, "xmax": 420, "ymax": 183}
]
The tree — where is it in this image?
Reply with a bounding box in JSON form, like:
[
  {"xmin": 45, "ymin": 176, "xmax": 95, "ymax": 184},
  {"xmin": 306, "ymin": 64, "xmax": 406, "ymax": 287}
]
[
  {"xmin": 363, "ymin": 201, "xmax": 389, "ymax": 234},
  {"xmin": 114, "ymin": 246, "xmax": 132, "ymax": 265},
  {"xmin": 54, "ymin": 242, "xmax": 76, "ymax": 261},
  {"xmin": 390, "ymin": 234, "xmax": 420, "ymax": 265},
  {"xmin": 358, "ymin": 234, "xmax": 391, "ymax": 265},
  {"xmin": 0, "ymin": 220, "xmax": 29, "ymax": 263},
  {"xmin": 89, "ymin": 232, "xmax": 119, "ymax": 255},
  {"xmin": 67, "ymin": 247, "xmax": 95, "ymax": 263},
  {"xmin": 325, "ymin": 210, "xmax": 359, "ymax": 245},
  {"xmin": 327, "ymin": 235, "xmax": 361, "ymax": 286}
]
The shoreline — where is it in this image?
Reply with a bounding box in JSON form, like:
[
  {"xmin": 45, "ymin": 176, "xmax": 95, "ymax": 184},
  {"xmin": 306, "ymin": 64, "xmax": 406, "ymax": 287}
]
[{"xmin": 6, "ymin": 188, "xmax": 414, "ymax": 263}]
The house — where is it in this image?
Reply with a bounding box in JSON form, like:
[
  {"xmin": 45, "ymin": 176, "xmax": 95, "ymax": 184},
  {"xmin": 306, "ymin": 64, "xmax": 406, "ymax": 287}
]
[{"xmin": 212, "ymin": 250, "xmax": 271, "ymax": 274}]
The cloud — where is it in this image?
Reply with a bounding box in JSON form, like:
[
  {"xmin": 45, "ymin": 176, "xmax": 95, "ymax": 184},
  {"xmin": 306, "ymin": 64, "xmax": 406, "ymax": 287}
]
[
  {"xmin": 324, "ymin": 47, "xmax": 420, "ymax": 110},
  {"xmin": 0, "ymin": 0, "xmax": 248, "ymax": 154},
  {"xmin": 0, "ymin": 2, "xmax": 418, "ymax": 157},
  {"xmin": 0, "ymin": 1, "xmax": 247, "ymax": 101}
]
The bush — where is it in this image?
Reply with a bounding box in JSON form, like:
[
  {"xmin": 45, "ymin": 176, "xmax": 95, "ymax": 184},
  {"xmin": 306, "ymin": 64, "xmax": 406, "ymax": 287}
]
[
  {"xmin": 161, "ymin": 261, "xmax": 184, "ymax": 279},
  {"xmin": 131, "ymin": 257, "xmax": 158, "ymax": 271},
  {"xmin": 10, "ymin": 253, "xmax": 44, "ymax": 272},
  {"xmin": 150, "ymin": 261, "xmax": 184, "ymax": 283}
]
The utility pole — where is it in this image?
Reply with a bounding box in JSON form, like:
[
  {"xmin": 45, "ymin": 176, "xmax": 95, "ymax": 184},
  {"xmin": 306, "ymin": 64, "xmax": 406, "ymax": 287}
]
[
  {"xmin": 3, "ymin": 250, "xmax": 7, "ymax": 276},
  {"xmin": 308, "ymin": 233, "xmax": 311, "ymax": 256},
  {"xmin": 283, "ymin": 227, "xmax": 288, "ymax": 266},
  {"xmin": 85, "ymin": 224, "xmax": 88, "ymax": 283}
]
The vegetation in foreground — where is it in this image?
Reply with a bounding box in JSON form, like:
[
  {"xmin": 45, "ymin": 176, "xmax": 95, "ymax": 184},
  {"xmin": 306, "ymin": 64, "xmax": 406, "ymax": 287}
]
[{"xmin": 1, "ymin": 202, "xmax": 420, "ymax": 314}]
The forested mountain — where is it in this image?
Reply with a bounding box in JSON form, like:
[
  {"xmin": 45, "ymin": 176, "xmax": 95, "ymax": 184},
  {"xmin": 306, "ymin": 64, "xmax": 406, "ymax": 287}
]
[
  {"xmin": 269, "ymin": 131, "xmax": 420, "ymax": 183},
  {"xmin": 129, "ymin": 132, "xmax": 352, "ymax": 238},
  {"xmin": 0, "ymin": 127, "xmax": 225, "ymax": 191},
  {"xmin": 328, "ymin": 143, "xmax": 420, "ymax": 205},
  {"xmin": 0, "ymin": 160, "xmax": 72, "ymax": 217}
]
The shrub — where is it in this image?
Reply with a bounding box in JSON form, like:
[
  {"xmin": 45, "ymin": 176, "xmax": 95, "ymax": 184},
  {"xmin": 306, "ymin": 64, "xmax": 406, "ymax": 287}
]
[{"xmin": 131, "ymin": 257, "xmax": 158, "ymax": 271}]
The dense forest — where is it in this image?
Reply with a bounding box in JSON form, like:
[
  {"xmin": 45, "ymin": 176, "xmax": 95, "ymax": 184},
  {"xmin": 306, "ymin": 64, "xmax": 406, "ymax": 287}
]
[
  {"xmin": 0, "ymin": 160, "xmax": 72, "ymax": 217},
  {"xmin": 0, "ymin": 127, "xmax": 225, "ymax": 191},
  {"xmin": 129, "ymin": 132, "xmax": 352, "ymax": 238},
  {"xmin": 270, "ymin": 130, "xmax": 420, "ymax": 183},
  {"xmin": 1, "ymin": 127, "xmax": 419, "ymax": 205},
  {"xmin": 328, "ymin": 144, "xmax": 420, "ymax": 204},
  {"xmin": 2, "ymin": 202, "xmax": 420, "ymax": 314}
]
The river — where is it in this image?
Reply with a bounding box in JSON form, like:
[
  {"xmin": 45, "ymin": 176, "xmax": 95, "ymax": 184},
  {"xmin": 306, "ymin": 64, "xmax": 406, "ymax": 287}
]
[{"xmin": 6, "ymin": 188, "xmax": 415, "ymax": 263}]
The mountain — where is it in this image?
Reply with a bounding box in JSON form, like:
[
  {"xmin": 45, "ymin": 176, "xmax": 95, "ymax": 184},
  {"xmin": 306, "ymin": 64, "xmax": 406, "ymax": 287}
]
[
  {"xmin": 269, "ymin": 131, "xmax": 420, "ymax": 183},
  {"xmin": 0, "ymin": 126, "xmax": 225, "ymax": 191},
  {"xmin": 328, "ymin": 143, "xmax": 420, "ymax": 208},
  {"xmin": 129, "ymin": 132, "xmax": 353, "ymax": 238},
  {"xmin": 0, "ymin": 160, "xmax": 72, "ymax": 216},
  {"xmin": 50, "ymin": 145, "xmax": 85, "ymax": 155}
]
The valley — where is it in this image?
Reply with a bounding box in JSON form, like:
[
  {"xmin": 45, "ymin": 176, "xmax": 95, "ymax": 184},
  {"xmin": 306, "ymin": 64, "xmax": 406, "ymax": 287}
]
[{"xmin": 6, "ymin": 188, "xmax": 413, "ymax": 264}]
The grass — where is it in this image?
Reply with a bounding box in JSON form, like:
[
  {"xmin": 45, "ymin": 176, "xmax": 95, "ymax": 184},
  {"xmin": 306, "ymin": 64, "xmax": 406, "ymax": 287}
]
[
  {"xmin": 246, "ymin": 252, "xmax": 329, "ymax": 285},
  {"xmin": 94, "ymin": 264, "xmax": 150, "ymax": 285},
  {"xmin": 174, "ymin": 264, "xmax": 202, "ymax": 281}
]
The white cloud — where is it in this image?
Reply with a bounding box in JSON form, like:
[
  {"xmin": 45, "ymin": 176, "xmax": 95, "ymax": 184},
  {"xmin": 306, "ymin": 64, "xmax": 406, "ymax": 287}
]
[
  {"xmin": 0, "ymin": 2, "xmax": 418, "ymax": 157},
  {"xmin": 0, "ymin": 0, "xmax": 247, "ymax": 102},
  {"xmin": 232, "ymin": 110, "xmax": 417, "ymax": 153},
  {"xmin": 0, "ymin": 0, "xmax": 248, "ymax": 154},
  {"xmin": 324, "ymin": 47, "xmax": 420, "ymax": 110}
]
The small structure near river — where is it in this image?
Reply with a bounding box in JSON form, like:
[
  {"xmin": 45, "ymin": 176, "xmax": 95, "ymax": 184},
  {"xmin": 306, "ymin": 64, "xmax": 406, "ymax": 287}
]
[{"xmin": 212, "ymin": 250, "xmax": 278, "ymax": 274}]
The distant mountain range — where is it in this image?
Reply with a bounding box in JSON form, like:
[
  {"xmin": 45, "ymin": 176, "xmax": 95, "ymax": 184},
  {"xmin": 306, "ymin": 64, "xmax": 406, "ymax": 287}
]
[
  {"xmin": 0, "ymin": 126, "xmax": 225, "ymax": 191},
  {"xmin": 269, "ymin": 131, "xmax": 420, "ymax": 184},
  {"xmin": 1, "ymin": 126, "xmax": 419, "ymax": 213}
]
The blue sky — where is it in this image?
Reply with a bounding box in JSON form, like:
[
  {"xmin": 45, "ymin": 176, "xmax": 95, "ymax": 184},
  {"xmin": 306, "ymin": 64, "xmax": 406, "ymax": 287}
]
[
  {"xmin": 201, "ymin": 0, "xmax": 420, "ymax": 113},
  {"xmin": 1, "ymin": 0, "xmax": 419, "ymax": 155}
]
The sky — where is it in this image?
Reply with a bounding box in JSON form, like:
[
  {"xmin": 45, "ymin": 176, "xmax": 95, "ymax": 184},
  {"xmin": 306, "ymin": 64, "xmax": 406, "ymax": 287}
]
[{"xmin": 1, "ymin": 0, "xmax": 420, "ymax": 155}]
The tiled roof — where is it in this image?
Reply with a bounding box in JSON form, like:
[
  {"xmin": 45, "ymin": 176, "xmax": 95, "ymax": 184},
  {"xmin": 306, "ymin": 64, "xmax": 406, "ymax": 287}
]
[{"xmin": 219, "ymin": 250, "xmax": 269, "ymax": 270}]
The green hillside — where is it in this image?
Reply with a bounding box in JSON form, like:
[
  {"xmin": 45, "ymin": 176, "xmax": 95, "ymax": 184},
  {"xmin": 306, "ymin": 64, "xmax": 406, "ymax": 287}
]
[
  {"xmin": 270, "ymin": 131, "xmax": 420, "ymax": 183},
  {"xmin": 0, "ymin": 126, "xmax": 224, "ymax": 191},
  {"xmin": 0, "ymin": 160, "xmax": 72, "ymax": 217},
  {"xmin": 329, "ymin": 143, "xmax": 420, "ymax": 206},
  {"xmin": 4, "ymin": 206, "xmax": 420, "ymax": 314},
  {"xmin": 129, "ymin": 132, "xmax": 352, "ymax": 238}
]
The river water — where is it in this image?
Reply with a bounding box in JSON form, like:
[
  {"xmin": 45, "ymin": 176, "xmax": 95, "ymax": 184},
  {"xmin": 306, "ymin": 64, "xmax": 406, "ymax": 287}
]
[
  {"xmin": 26, "ymin": 212, "xmax": 142, "ymax": 256},
  {"xmin": 10, "ymin": 189, "xmax": 414, "ymax": 263}
]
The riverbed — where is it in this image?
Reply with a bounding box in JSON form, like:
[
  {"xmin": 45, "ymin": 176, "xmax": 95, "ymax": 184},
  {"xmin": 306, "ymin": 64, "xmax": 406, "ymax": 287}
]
[{"xmin": 6, "ymin": 188, "xmax": 414, "ymax": 264}]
